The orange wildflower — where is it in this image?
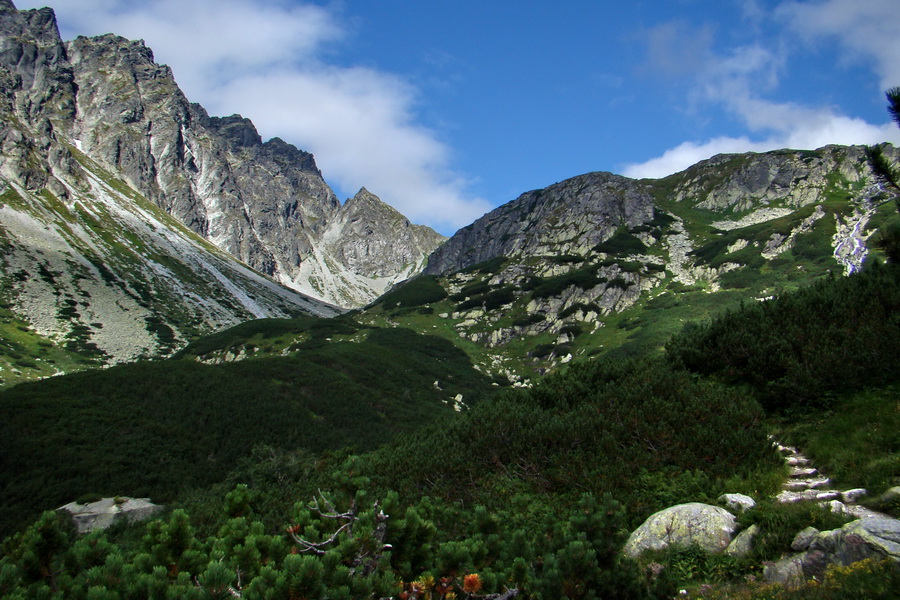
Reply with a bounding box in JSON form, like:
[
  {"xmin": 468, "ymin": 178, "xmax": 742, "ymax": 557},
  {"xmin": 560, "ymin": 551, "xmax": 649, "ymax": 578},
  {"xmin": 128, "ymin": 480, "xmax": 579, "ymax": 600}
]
[{"xmin": 462, "ymin": 573, "xmax": 482, "ymax": 594}]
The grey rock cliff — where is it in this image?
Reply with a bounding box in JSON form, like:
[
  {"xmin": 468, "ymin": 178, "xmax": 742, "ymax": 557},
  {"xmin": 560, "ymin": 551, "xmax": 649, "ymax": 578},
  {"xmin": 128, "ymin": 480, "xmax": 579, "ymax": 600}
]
[
  {"xmin": 426, "ymin": 171, "xmax": 655, "ymax": 275},
  {"xmin": 0, "ymin": 2, "xmax": 350, "ymax": 381},
  {"xmin": 0, "ymin": 1, "xmax": 442, "ymax": 309},
  {"xmin": 427, "ymin": 146, "xmax": 894, "ymax": 277}
]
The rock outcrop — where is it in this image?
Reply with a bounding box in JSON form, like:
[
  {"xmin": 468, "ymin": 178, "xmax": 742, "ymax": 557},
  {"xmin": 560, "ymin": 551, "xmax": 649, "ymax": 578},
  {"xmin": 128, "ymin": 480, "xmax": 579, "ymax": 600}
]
[
  {"xmin": 414, "ymin": 144, "xmax": 896, "ymax": 376},
  {"xmin": 58, "ymin": 497, "xmax": 163, "ymax": 533},
  {"xmin": 718, "ymin": 493, "xmax": 757, "ymax": 513},
  {"xmin": 0, "ymin": 1, "xmax": 380, "ymax": 380},
  {"xmin": 0, "ymin": 1, "xmax": 443, "ymax": 310},
  {"xmin": 426, "ymin": 145, "xmax": 895, "ymax": 278},
  {"xmin": 765, "ymin": 517, "xmax": 900, "ymax": 586}
]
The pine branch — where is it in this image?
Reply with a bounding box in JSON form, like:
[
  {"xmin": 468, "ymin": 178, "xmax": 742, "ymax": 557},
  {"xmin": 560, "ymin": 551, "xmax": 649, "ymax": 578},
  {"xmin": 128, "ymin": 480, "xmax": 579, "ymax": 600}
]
[
  {"xmin": 887, "ymin": 86, "xmax": 900, "ymax": 129},
  {"xmin": 865, "ymin": 145, "xmax": 900, "ymax": 196}
]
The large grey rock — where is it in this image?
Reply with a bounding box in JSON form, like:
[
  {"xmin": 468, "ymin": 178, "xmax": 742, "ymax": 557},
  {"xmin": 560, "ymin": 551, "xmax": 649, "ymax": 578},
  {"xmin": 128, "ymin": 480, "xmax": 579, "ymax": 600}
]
[
  {"xmin": 878, "ymin": 486, "xmax": 900, "ymax": 504},
  {"xmin": 810, "ymin": 517, "xmax": 900, "ymax": 563},
  {"xmin": 765, "ymin": 517, "xmax": 900, "ymax": 586},
  {"xmin": 841, "ymin": 488, "xmax": 868, "ymax": 503},
  {"xmin": 58, "ymin": 497, "xmax": 164, "ymax": 533},
  {"xmin": 623, "ymin": 503, "xmax": 737, "ymax": 557},
  {"xmin": 425, "ymin": 171, "xmax": 657, "ymax": 275},
  {"xmin": 763, "ymin": 555, "xmax": 806, "ymax": 587},
  {"xmin": 718, "ymin": 493, "xmax": 756, "ymax": 513}
]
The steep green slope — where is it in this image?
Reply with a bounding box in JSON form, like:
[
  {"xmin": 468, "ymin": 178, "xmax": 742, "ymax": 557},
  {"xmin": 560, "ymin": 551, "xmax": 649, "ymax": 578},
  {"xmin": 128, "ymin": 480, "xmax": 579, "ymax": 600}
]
[
  {"xmin": 0, "ymin": 318, "xmax": 494, "ymax": 538},
  {"xmin": 666, "ymin": 261, "xmax": 900, "ymax": 410}
]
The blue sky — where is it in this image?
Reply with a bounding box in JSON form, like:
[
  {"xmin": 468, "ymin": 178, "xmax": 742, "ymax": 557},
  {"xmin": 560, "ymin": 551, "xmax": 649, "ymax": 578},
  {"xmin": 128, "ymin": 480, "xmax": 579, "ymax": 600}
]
[{"xmin": 18, "ymin": 0, "xmax": 900, "ymax": 235}]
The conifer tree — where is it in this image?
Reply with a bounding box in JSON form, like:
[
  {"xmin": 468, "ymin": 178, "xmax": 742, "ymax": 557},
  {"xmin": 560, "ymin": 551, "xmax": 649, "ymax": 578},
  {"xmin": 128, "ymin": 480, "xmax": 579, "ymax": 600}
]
[
  {"xmin": 865, "ymin": 87, "xmax": 900, "ymax": 194},
  {"xmin": 866, "ymin": 87, "xmax": 900, "ymax": 262}
]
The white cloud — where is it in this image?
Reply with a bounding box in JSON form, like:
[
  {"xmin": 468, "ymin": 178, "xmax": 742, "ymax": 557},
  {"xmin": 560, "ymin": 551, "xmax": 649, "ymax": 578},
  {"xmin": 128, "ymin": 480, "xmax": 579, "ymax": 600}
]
[
  {"xmin": 218, "ymin": 68, "xmax": 492, "ymax": 229},
  {"xmin": 17, "ymin": 0, "xmax": 488, "ymax": 232},
  {"xmin": 624, "ymin": 3, "xmax": 900, "ymax": 180},
  {"xmin": 777, "ymin": 0, "xmax": 900, "ymax": 90},
  {"xmin": 623, "ymin": 137, "xmax": 767, "ymax": 179},
  {"xmin": 623, "ymin": 117, "xmax": 900, "ymax": 179}
]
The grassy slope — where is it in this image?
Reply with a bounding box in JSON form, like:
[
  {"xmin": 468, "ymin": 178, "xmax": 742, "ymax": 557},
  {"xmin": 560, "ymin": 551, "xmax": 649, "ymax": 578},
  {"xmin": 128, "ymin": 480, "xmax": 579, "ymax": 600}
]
[{"xmin": 0, "ymin": 318, "xmax": 494, "ymax": 538}]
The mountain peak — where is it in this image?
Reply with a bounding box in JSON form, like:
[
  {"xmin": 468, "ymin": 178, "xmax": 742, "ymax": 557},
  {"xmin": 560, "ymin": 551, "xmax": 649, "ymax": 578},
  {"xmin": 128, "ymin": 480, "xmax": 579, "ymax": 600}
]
[
  {"xmin": 0, "ymin": 3, "xmax": 443, "ymax": 311},
  {"xmin": 347, "ymin": 187, "xmax": 393, "ymax": 210}
]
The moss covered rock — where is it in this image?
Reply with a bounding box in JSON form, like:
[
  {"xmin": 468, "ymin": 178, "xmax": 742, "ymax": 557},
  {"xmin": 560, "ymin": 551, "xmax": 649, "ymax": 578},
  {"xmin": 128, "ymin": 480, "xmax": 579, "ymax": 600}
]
[{"xmin": 623, "ymin": 502, "xmax": 737, "ymax": 557}]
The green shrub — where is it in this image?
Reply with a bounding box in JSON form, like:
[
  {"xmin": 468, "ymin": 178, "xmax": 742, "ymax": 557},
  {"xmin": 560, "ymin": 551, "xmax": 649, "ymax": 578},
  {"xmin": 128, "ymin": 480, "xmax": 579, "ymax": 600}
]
[
  {"xmin": 512, "ymin": 314, "xmax": 545, "ymax": 327},
  {"xmin": 0, "ymin": 326, "xmax": 494, "ymax": 539},
  {"xmin": 449, "ymin": 280, "xmax": 491, "ymax": 301},
  {"xmin": 737, "ymin": 501, "xmax": 850, "ymax": 561},
  {"xmin": 779, "ymin": 386, "xmax": 900, "ymax": 504},
  {"xmin": 667, "ymin": 263, "xmax": 900, "ymax": 411},
  {"xmin": 461, "ymin": 255, "xmax": 508, "ymax": 275},
  {"xmin": 530, "ymin": 265, "xmax": 607, "ymax": 299},
  {"xmin": 559, "ymin": 302, "xmax": 602, "ymax": 318},
  {"xmin": 376, "ymin": 275, "xmax": 448, "ymax": 308},
  {"xmin": 361, "ymin": 357, "xmax": 778, "ymax": 525},
  {"xmin": 593, "ymin": 229, "xmax": 646, "ymax": 255},
  {"xmin": 456, "ymin": 285, "xmax": 516, "ymax": 311},
  {"xmin": 547, "ymin": 254, "xmax": 584, "ymax": 265},
  {"xmin": 647, "ymin": 211, "xmax": 676, "ymax": 229}
]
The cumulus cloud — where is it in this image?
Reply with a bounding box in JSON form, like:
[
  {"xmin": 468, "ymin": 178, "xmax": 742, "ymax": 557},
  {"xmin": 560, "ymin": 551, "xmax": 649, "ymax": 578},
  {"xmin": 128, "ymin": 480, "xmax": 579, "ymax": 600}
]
[
  {"xmin": 18, "ymin": 0, "xmax": 489, "ymax": 232},
  {"xmin": 623, "ymin": 117, "xmax": 900, "ymax": 180},
  {"xmin": 624, "ymin": 2, "xmax": 900, "ymax": 180},
  {"xmin": 777, "ymin": 0, "xmax": 900, "ymax": 90},
  {"xmin": 623, "ymin": 137, "xmax": 767, "ymax": 180}
]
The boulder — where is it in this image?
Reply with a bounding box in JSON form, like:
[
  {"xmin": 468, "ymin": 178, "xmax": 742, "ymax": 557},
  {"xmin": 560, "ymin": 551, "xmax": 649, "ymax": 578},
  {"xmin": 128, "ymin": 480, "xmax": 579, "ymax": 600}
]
[
  {"xmin": 623, "ymin": 503, "xmax": 737, "ymax": 557},
  {"xmin": 765, "ymin": 516, "xmax": 900, "ymax": 586},
  {"xmin": 790, "ymin": 526, "xmax": 819, "ymax": 552},
  {"xmin": 763, "ymin": 555, "xmax": 806, "ymax": 587},
  {"xmin": 58, "ymin": 497, "xmax": 164, "ymax": 533},
  {"xmin": 841, "ymin": 488, "xmax": 868, "ymax": 503},
  {"xmin": 878, "ymin": 486, "xmax": 900, "ymax": 504},
  {"xmin": 718, "ymin": 493, "xmax": 756, "ymax": 513},
  {"xmin": 809, "ymin": 517, "xmax": 900, "ymax": 564},
  {"xmin": 725, "ymin": 524, "xmax": 759, "ymax": 557}
]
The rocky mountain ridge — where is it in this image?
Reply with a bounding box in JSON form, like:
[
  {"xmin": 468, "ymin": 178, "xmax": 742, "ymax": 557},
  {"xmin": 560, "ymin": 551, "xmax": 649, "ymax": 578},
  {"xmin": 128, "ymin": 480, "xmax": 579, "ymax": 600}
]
[
  {"xmin": 0, "ymin": 0, "xmax": 443, "ymax": 310},
  {"xmin": 0, "ymin": 2, "xmax": 354, "ymax": 384},
  {"xmin": 371, "ymin": 144, "xmax": 898, "ymax": 382},
  {"xmin": 427, "ymin": 145, "xmax": 889, "ymax": 276}
]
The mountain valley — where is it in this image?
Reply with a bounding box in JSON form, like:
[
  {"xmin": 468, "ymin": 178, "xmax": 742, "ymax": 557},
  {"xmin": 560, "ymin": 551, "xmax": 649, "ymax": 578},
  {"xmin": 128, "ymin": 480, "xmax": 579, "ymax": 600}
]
[{"xmin": 0, "ymin": 1, "xmax": 899, "ymax": 599}]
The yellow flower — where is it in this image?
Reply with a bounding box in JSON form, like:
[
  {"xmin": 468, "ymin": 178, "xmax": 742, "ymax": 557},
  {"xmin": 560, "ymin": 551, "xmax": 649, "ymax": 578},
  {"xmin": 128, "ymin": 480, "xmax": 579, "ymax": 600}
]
[{"xmin": 416, "ymin": 575, "xmax": 436, "ymax": 590}]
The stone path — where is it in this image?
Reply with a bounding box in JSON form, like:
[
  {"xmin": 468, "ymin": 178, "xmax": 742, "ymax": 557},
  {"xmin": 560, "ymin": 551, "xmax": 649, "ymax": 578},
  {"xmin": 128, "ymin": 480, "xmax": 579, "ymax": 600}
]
[{"xmin": 772, "ymin": 441, "xmax": 887, "ymax": 519}]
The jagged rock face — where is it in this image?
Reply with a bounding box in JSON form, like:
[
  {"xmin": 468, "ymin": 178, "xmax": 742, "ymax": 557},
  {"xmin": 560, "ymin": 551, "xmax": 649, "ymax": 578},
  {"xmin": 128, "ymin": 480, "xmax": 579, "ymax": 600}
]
[
  {"xmin": 410, "ymin": 144, "xmax": 897, "ymax": 376},
  {"xmin": 294, "ymin": 187, "xmax": 447, "ymax": 306},
  {"xmin": 329, "ymin": 188, "xmax": 445, "ymax": 277},
  {"xmin": 426, "ymin": 172, "xmax": 655, "ymax": 274},
  {"xmin": 428, "ymin": 145, "xmax": 896, "ymax": 277},
  {"xmin": 671, "ymin": 147, "xmax": 872, "ymax": 213},
  {"xmin": 0, "ymin": 1, "xmax": 443, "ymax": 309},
  {"xmin": 0, "ymin": 3, "xmax": 352, "ymax": 382}
]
